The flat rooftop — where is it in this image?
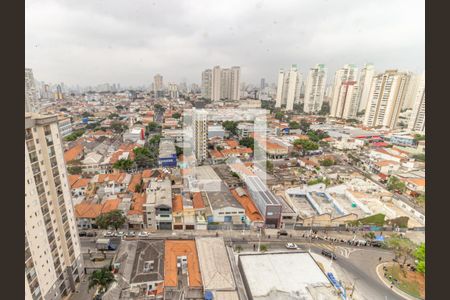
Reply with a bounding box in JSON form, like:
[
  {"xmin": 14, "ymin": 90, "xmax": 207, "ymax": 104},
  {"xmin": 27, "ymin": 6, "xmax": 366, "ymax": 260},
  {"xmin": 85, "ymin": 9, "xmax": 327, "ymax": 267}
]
[
  {"xmin": 245, "ymin": 175, "xmax": 281, "ymax": 206},
  {"xmin": 206, "ymin": 183, "xmax": 243, "ymax": 210},
  {"xmin": 195, "ymin": 237, "xmax": 236, "ymax": 291},
  {"xmin": 238, "ymin": 252, "xmax": 333, "ymax": 300},
  {"xmin": 164, "ymin": 240, "xmax": 202, "ymax": 288}
]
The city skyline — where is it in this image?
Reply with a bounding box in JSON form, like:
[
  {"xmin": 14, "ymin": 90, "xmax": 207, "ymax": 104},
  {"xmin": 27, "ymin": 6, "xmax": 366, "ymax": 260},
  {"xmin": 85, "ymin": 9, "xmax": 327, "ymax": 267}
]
[{"xmin": 26, "ymin": 0, "xmax": 424, "ymax": 86}]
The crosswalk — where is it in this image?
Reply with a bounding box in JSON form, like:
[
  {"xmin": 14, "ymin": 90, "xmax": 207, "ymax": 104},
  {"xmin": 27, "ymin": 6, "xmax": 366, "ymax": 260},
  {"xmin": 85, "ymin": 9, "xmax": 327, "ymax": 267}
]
[{"xmin": 315, "ymin": 243, "xmax": 362, "ymax": 258}]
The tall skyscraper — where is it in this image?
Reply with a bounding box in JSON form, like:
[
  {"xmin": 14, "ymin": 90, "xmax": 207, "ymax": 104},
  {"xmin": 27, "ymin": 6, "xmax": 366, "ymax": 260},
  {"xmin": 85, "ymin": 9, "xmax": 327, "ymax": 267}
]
[
  {"xmin": 25, "ymin": 68, "xmax": 37, "ymax": 113},
  {"xmin": 220, "ymin": 68, "xmax": 231, "ymax": 100},
  {"xmin": 408, "ymin": 72, "xmax": 425, "ymax": 134},
  {"xmin": 363, "ymin": 70, "xmax": 410, "ymax": 129},
  {"xmin": 193, "ymin": 109, "xmax": 208, "ymax": 163},
  {"xmin": 211, "ymin": 66, "xmax": 222, "ymax": 101},
  {"xmin": 330, "ymin": 64, "xmax": 359, "ymax": 116},
  {"xmin": 330, "ymin": 81, "xmax": 360, "ymax": 119},
  {"xmin": 275, "ymin": 65, "xmax": 302, "ymax": 111},
  {"xmin": 403, "ymin": 72, "xmax": 421, "ymax": 110},
  {"xmin": 204, "ymin": 65, "xmax": 240, "ymax": 101},
  {"xmin": 25, "ymin": 113, "xmax": 84, "ymax": 300},
  {"xmin": 201, "ymin": 69, "xmax": 212, "ymax": 99},
  {"xmin": 357, "ymin": 64, "xmax": 376, "ymax": 112},
  {"xmin": 153, "ymin": 74, "xmax": 164, "ymax": 97},
  {"xmin": 168, "ymin": 83, "xmax": 179, "ymax": 99},
  {"xmin": 230, "ymin": 66, "xmax": 241, "ymax": 101},
  {"xmin": 55, "ymin": 84, "xmax": 64, "ymax": 101},
  {"xmin": 260, "ymin": 78, "xmax": 266, "ymax": 90},
  {"xmin": 303, "ymin": 64, "xmax": 327, "ymax": 113}
]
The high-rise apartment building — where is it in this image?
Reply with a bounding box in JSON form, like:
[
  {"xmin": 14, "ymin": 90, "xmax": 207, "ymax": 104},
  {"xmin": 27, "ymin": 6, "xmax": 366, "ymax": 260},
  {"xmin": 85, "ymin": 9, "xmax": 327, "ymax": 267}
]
[
  {"xmin": 25, "ymin": 113, "xmax": 83, "ymax": 300},
  {"xmin": 357, "ymin": 64, "xmax": 376, "ymax": 112},
  {"xmin": 260, "ymin": 78, "xmax": 266, "ymax": 90},
  {"xmin": 403, "ymin": 72, "xmax": 421, "ymax": 110},
  {"xmin": 153, "ymin": 74, "xmax": 164, "ymax": 97},
  {"xmin": 168, "ymin": 83, "xmax": 179, "ymax": 99},
  {"xmin": 303, "ymin": 64, "xmax": 327, "ymax": 113},
  {"xmin": 230, "ymin": 66, "xmax": 241, "ymax": 101},
  {"xmin": 204, "ymin": 66, "xmax": 240, "ymax": 101},
  {"xmin": 220, "ymin": 68, "xmax": 231, "ymax": 100},
  {"xmin": 55, "ymin": 84, "xmax": 64, "ymax": 101},
  {"xmin": 211, "ymin": 66, "xmax": 222, "ymax": 101},
  {"xmin": 330, "ymin": 81, "xmax": 360, "ymax": 119},
  {"xmin": 201, "ymin": 69, "xmax": 212, "ymax": 99},
  {"xmin": 408, "ymin": 72, "xmax": 425, "ymax": 134},
  {"xmin": 330, "ymin": 64, "xmax": 358, "ymax": 116},
  {"xmin": 275, "ymin": 65, "xmax": 302, "ymax": 111},
  {"xmin": 193, "ymin": 109, "xmax": 208, "ymax": 163},
  {"xmin": 26, "ymin": 68, "xmax": 37, "ymax": 113},
  {"xmin": 363, "ymin": 70, "xmax": 410, "ymax": 129}
]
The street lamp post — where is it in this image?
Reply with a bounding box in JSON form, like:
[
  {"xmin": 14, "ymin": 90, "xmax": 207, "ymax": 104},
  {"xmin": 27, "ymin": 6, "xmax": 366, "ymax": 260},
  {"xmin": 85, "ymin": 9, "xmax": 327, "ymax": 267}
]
[{"xmin": 257, "ymin": 226, "xmax": 262, "ymax": 253}]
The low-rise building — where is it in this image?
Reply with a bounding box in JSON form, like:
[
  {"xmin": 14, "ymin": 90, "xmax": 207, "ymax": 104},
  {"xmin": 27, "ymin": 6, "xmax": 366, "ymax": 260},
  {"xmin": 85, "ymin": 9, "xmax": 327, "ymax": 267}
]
[
  {"xmin": 144, "ymin": 179, "xmax": 173, "ymax": 230},
  {"xmin": 158, "ymin": 138, "xmax": 177, "ymax": 168},
  {"xmin": 104, "ymin": 240, "xmax": 165, "ymax": 299}
]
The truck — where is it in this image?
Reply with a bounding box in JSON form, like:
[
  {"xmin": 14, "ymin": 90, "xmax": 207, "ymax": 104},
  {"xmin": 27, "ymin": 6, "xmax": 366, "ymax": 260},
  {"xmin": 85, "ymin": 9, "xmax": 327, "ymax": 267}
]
[{"xmin": 95, "ymin": 238, "xmax": 116, "ymax": 251}]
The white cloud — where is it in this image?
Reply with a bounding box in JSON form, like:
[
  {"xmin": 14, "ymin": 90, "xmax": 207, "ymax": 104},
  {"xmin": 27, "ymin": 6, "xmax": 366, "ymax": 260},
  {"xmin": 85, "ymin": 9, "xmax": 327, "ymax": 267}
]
[{"xmin": 25, "ymin": 0, "xmax": 424, "ymax": 86}]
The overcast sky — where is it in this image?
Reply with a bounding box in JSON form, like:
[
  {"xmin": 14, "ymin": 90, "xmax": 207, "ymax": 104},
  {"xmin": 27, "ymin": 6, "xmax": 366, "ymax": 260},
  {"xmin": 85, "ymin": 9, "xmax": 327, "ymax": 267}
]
[{"xmin": 26, "ymin": 0, "xmax": 424, "ymax": 87}]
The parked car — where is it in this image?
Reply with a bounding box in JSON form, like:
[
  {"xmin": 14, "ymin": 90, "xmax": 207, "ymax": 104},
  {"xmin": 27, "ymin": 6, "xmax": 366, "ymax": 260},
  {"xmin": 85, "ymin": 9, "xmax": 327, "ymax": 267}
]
[
  {"xmin": 321, "ymin": 249, "xmax": 337, "ymax": 260},
  {"xmin": 78, "ymin": 231, "xmax": 87, "ymax": 237},
  {"xmin": 126, "ymin": 231, "xmax": 136, "ymax": 237},
  {"xmin": 285, "ymin": 243, "xmax": 299, "ymax": 249},
  {"xmin": 138, "ymin": 232, "xmax": 149, "ymax": 238},
  {"xmin": 116, "ymin": 231, "xmax": 125, "ymax": 237},
  {"xmin": 104, "ymin": 231, "xmax": 113, "ymax": 237},
  {"xmin": 278, "ymin": 230, "xmax": 288, "ymax": 236},
  {"xmin": 86, "ymin": 231, "xmax": 96, "ymax": 237}
]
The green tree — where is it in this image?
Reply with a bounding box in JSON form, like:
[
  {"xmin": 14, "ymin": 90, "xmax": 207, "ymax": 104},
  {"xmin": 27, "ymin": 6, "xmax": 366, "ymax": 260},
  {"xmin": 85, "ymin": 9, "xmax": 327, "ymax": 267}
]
[
  {"xmin": 116, "ymin": 105, "xmax": 124, "ymax": 111},
  {"xmin": 414, "ymin": 243, "xmax": 425, "ymax": 274},
  {"xmin": 385, "ymin": 235, "xmax": 416, "ymax": 270},
  {"xmin": 289, "ymin": 121, "xmax": 300, "ymax": 129},
  {"xmin": 293, "ymin": 139, "xmax": 319, "ymax": 151},
  {"xmin": 67, "ymin": 166, "xmax": 83, "ymax": 175},
  {"xmin": 175, "ymin": 145, "xmax": 183, "ymax": 156},
  {"xmin": 134, "ymin": 179, "xmax": 145, "ymax": 193},
  {"xmin": 108, "ymin": 113, "xmax": 119, "ymax": 119},
  {"xmin": 413, "ymin": 134, "xmax": 425, "ymax": 143},
  {"xmin": 274, "ymin": 111, "xmax": 284, "ymax": 121},
  {"xmin": 146, "ymin": 122, "xmax": 160, "ymax": 133},
  {"xmin": 88, "ymin": 267, "xmax": 116, "ymax": 293},
  {"xmin": 222, "ymin": 121, "xmax": 239, "ymax": 135},
  {"xmin": 299, "ymin": 119, "xmax": 311, "ymax": 132},
  {"xmin": 113, "ymin": 159, "xmax": 134, "ymax": 170},
  {"xmin": 413, "ymin": 153, "xmax": 425, "ymax": 162},
  {"xmin": 320, "ymin": 158, "xmax": 335, "ymax": 166},
  {"xmin": 110, "ymin": 121, "xmax": 127, "ymax": 133},
  {"xmin": 96, "ymin": 210, "xmax": 127, "ymax": 231},
  {"xmin": 239, "ymin": 137, "xmax": 255, "ymax": 150},
  {"xmin": 148, "ymin": 134, "xmax": 161, "ymax": 145},
  {"xmin": 172, "ymin": 112, "xmax": 181, "ymax": 119},
  {"xmin": 82, "ymin": 111, "xmax": 92, "ymax": 118},
  {"xmin": 387, "ymin": 176, "xmax": 406, "ymax": 193},
  {"xmin": 259, "ymin": 244, "xmax": 268, "ymax": 252},
  {"xmin": 266, "ymin": 160, "xmax": 274, "ymax": 174}
]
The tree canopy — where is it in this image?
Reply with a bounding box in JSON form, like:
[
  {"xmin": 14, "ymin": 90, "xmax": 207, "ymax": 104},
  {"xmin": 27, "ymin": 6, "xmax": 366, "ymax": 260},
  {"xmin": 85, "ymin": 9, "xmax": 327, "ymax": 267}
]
[
  {"xmin": 96, "ymin": 210, "xmax": 127, "ymax": 231},
  {"xmin": 289, "ymin": 121, "xmax": 300, "ymax": 129},
  {"xmin": 113, "ymin": 159, "xmax": 134, "ymax": 170},
  {"xmin": 414, "ymin": 243, "xmax": 425, "ymax": 274},
  {"xmin": 293, "ymin": 139, "xmax": 319, "ymax": 151},
  {"xmin": 222, "ymin": 121, "xmax": 239, "ymax": 135},
  {"xmin": 239, "ymin": 137, "xmax": 255, "ymax": 150},
  {"xmin": 88, "ymin": 267, "xmax": 115, "ymax": 293},
  {"xmin": 387, "ymin": 176, "xmax": 406, "ymax": 193}
]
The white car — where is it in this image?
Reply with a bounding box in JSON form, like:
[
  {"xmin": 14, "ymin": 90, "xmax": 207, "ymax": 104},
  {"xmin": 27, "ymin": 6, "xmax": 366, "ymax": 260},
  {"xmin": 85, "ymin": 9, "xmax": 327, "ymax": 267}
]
[
  {"xmin": 116, "ymin": 231, "xmax": 125, "ymax": 237},
  {"xmin": 138, "ymin": 232, "xmax": 149, "ymax": 238},
  {"xmin": 104, "ymin": 231, "xmax": 113, "ymax": 237},
  {"xmin": 285, "ymin": 243, "xmax": 299, "ymax": 249}
]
